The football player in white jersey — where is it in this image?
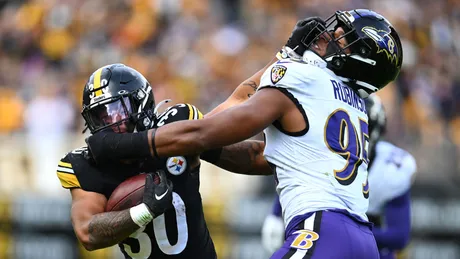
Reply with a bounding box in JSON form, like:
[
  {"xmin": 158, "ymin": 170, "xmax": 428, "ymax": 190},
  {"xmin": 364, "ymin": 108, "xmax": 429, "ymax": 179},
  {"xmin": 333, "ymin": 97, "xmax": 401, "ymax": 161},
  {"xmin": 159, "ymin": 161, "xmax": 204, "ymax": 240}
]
[
  {"xmin": 86, "ymin": 9, "xmax": 403, "ymax": 259},
  {"xmin": 261, "ymin": 95, "xmax": 417, "ymax": 259}
]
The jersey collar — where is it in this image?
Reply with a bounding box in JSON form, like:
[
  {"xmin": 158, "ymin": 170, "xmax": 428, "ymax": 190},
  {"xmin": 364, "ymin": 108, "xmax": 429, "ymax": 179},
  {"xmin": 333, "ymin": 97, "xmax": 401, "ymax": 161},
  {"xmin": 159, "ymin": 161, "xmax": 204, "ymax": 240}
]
[
  {"xmin": 302, "ymin": 51, "xmax": 338, "ymax": 77},
  {"xmin": 302, "ymin": 50, "xmax": 327, "ymax": 68}
]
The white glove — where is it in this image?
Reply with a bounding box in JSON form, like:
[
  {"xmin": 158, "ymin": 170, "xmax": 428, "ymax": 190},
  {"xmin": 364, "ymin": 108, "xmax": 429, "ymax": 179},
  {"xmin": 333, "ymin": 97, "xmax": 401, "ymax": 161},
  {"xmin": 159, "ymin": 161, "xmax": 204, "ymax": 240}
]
[{"xmin": 261, "ymin": 214, "xmax": 285, "ymax": 254}]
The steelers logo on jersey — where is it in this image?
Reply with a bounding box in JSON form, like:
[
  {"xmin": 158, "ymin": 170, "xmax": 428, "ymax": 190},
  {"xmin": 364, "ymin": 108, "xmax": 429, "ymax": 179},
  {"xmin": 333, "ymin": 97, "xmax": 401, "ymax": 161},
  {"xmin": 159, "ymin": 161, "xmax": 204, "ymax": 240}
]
[
  {"xmin": 271, "ymin": 65, "xmax": 287, "ymax": 84},
  {"xmin": 166, "ymin": 156, "xmax": 187, "ymax": 175}
]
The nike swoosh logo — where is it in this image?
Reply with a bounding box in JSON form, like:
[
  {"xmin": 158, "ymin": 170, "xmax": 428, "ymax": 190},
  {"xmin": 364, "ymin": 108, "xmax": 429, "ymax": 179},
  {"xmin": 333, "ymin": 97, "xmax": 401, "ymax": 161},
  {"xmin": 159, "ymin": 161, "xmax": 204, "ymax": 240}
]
[{"xmin": 155, "ymin": 190, "xmax": 168, "ymax": 200}]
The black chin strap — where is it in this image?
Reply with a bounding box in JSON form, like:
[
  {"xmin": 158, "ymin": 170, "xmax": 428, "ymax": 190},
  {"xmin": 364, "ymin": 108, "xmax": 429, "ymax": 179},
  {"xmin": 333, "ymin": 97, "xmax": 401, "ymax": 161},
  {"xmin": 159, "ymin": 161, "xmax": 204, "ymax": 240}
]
[{"xmin": 82, "ymin": 124, "xmax": 89, "ymax": 134}]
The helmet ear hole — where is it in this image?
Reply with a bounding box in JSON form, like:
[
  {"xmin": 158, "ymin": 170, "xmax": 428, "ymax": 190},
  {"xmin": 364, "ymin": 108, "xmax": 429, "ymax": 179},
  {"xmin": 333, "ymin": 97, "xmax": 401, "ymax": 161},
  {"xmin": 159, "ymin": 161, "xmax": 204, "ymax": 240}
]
[
  {"xmin": 359, "ymin": 47, "xmax": 371, "ymax": 58},
  {"xmin": 331, "ymin": 57, "xmax": 344, "ymax": 69}
]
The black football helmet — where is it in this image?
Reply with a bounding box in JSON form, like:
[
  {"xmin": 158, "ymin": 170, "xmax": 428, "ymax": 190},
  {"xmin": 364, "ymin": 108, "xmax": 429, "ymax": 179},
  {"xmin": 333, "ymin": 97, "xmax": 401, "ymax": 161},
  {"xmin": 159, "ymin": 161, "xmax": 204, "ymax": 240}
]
[
  {"xmin": 81, "ymin": 63, "xmax": 155, "ymax": 134},
  {"xmin": 365, "ymin": 94, "xmax": 386, "ymax": 150},
  {"xmin": 301, "ymin": 9, "xmax": 403, "ymax": 96}
]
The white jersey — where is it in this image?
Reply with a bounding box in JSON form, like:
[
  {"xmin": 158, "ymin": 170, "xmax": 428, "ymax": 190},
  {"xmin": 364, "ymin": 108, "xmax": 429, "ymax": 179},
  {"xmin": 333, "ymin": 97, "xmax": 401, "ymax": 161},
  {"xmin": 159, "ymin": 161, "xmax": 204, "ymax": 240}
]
[
  {"xmin": 259, "ymin": 51, "xmax": 370, "ymax": 225},
  {"xmin": 367, "ymin": 141, "xmax": 417, "ymax": 215}
]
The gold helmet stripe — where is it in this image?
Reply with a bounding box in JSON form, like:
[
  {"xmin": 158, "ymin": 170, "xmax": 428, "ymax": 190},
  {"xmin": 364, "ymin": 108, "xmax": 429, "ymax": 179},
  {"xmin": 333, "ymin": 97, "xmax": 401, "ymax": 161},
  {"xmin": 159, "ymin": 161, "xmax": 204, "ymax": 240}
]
[{"xmin": 93, "ymin": 67, "xmax": 104, "ymax": 97}]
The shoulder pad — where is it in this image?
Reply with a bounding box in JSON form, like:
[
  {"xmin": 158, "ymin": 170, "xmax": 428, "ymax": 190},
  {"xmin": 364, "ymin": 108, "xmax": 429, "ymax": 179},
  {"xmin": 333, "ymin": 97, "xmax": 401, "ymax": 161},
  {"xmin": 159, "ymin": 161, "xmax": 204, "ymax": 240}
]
[
  {"xmin": 56, "ymin": 149, "xmax": 84, "ymax": 189},
  {"xmin": 156, "ymin": 103, "xmax": 203, "ymax": 127}
]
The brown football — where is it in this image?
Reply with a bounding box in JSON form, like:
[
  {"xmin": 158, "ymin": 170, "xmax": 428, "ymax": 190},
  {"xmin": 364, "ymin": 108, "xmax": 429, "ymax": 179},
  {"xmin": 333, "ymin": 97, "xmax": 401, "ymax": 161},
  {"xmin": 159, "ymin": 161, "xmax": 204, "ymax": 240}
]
[{"xmin": 106, "ymin": 174, "xmax": 147, "ymax": 212}]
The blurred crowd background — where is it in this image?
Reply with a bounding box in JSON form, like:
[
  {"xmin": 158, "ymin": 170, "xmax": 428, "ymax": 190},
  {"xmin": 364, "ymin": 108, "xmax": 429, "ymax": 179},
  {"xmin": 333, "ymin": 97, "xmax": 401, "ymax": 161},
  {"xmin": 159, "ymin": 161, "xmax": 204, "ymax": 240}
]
[{"xmin": 0, "ymin": 0, "xmax": 460, "ymax": 258}]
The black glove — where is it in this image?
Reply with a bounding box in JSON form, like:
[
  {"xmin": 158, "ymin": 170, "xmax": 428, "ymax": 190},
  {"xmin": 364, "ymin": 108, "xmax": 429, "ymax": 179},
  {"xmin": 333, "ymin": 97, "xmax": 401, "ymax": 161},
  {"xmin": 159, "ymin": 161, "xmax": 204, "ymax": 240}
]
[
  {"xmin": 142, "ymin": 170, "xmax": 174, "ymax": 218},
  {"xmin": 285, "ymin": 17, "xmax": 326, "ymax": 56}
]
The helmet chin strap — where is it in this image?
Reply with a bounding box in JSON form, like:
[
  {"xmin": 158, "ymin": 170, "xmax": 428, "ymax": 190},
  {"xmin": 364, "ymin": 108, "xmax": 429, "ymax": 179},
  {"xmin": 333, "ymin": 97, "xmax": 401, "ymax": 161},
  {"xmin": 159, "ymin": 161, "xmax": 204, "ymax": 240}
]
[
  {"xmin": 82, "ymin": 124, "xmax": 89, "ymax": 134},
  {"xmin": 336, "ymin": 76, "xmax": 377, "ymax": 98}
]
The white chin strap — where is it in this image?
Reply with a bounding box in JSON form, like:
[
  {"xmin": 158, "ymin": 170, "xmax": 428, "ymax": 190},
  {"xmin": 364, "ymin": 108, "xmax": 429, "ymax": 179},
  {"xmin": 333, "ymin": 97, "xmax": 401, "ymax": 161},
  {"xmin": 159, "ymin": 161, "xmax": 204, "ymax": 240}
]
[
  {"xmin": 282, "ymin": 48, "xmax": 379, "ymax": 98},
  {"xmin": 324, "ymin": 54, "xmax": 379, "ymax": 98},
  {"xmin": 336, "ymin": 76, "xmax": 378, "ymax": 98},
  {"xmin": 325, "ymin": 54, "xmax": 376, "ymax": 66}
]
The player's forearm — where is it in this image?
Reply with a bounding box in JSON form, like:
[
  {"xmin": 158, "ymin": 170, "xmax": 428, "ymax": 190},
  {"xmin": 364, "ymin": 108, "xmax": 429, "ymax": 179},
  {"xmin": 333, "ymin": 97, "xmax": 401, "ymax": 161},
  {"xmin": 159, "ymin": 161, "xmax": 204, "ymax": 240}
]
[
  {"xmin": 87, "ymin": 91, "xmax": 278, "ymax": 161},
  {"xmin": 210, "ymin": 140, "xmax": 272, "ymax": 175},
  {"xmin": 86, "ymin": 128, "xmax": 204, "ymax": 162},
  {"xmin": 85, "ymin": 210, "xmax": 140, "ymax": 250},
  {"xmin": 150, "ymin": 104, "xmax": 269, "ymax": 158}
]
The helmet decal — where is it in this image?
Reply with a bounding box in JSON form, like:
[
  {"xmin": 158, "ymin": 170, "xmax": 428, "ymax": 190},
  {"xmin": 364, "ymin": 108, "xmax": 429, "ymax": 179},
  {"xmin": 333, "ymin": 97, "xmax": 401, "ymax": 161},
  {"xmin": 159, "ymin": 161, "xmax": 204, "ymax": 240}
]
[
  {"xmin": 361, "ymin": 27, "xmax": 399, "ymax": 65},
  {"xmin": 93, "ymin": 67, "xmax": 103, "ymax": 97}
]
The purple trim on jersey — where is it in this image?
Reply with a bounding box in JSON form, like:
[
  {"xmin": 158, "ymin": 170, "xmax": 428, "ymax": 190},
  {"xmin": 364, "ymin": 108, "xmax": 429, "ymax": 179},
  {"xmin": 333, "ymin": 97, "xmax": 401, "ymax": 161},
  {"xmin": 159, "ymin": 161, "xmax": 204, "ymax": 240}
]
[
  {"xmin": 272, "ymin": 195, "xmax": 282, "ymax": 217},
  {"xmin": 373, "ymin": 190, "xmax": 411, "ymax": 257},
  {"xmin": 271, "ymin": 210, "xmax": 379, "ymax": 259},
  {"xmin": 276, "ymin": 60, "xmax": 292, "ymax": 64}
]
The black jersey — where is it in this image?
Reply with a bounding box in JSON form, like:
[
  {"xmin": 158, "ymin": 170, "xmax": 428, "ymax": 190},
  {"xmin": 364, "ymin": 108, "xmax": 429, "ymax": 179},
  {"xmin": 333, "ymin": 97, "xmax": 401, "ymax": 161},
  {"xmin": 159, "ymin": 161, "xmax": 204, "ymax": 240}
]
[{"xmin": 57, "ymin": 103, "xmax": 217, "ymax": 259}]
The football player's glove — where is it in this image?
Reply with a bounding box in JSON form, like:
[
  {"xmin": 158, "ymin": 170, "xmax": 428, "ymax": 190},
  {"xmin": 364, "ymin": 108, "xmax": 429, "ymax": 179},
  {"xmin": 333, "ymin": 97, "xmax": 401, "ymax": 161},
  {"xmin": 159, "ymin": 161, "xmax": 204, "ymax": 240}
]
[
  {"xmin": 280, "ymin": 17, "xmax": 326, "ymax": 59},
  {"xmin": 261, "ymin": 214, "xmax": 285, "ymax": 254},
  {"xmin": 143, "ymin": 170, "xmax": 174, "ymax": 218}
]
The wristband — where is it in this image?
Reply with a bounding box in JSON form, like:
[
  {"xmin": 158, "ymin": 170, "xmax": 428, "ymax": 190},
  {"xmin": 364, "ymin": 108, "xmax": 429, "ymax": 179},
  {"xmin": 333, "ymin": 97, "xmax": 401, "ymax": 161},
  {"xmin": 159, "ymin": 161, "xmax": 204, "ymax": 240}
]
[
  {"xmin": 200, "ymin": 147, "xmax": 223, "ymax": 164},
  {"xmin": 129, "ymin": 203, "xmax": 154, "ymax": 228},
  {"xmin": 150, "ymin": 128, "xmax": 160, "ymax": 159}
]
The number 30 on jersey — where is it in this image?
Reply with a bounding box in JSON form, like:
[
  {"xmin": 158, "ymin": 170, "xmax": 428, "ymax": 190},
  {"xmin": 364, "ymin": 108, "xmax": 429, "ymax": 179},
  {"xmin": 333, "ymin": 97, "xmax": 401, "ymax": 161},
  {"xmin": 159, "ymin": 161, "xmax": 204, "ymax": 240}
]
[{"xmin": 122, "ymin": 192, "xmax": 188, "ymax": 258}]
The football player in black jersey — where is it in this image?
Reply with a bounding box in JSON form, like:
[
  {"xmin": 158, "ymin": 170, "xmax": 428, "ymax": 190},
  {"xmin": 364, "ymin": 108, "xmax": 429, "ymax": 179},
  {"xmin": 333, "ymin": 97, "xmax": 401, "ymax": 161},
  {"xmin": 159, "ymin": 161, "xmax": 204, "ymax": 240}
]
[
  {"xmin": 57, "ymin": 63, "xmax": 218, "ymax": 259},
  {"xmin": 58, "ymin": 63, "xmax": 274, "ymax": 259}
]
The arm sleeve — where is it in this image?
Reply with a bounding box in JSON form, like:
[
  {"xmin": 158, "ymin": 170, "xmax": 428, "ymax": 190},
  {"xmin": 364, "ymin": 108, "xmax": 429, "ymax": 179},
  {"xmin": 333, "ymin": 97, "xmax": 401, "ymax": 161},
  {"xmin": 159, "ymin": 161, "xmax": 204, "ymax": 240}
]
[
  {"xmin": 372, "ymin": 190, "xmax": 411, "ymax": 250},
  {"xmin": 272, "ymin": 195, "xmax": 282, "ymax": 217},
  {"xmin": 87, "ymin": 103, "xmax": 204, "ymax": 162}
]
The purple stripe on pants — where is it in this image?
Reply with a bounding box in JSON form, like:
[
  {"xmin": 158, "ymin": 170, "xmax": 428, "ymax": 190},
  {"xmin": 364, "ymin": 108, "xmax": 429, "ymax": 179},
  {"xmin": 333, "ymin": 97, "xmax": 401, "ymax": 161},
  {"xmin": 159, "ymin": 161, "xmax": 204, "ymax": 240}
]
[{"xmin": 270, "ymin": 210, "xmax": 379, "ymax": 259}]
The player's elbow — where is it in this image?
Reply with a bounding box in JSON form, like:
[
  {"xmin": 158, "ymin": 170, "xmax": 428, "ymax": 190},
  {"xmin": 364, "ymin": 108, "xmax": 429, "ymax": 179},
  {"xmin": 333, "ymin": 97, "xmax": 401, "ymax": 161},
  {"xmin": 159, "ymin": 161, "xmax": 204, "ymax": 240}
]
[
  {"xmin": 75, "ymin": 228, "xmax": 96, "ymax": 251},
  {"xmin": 393, "ymin": 232, "xmax": 410, "ymax": 250},
  {"xmin": 74, "ymin": 225, "xmax": 103, "ymax": 251},
  {"xmin": 79, "ymin": 236, "xmax": 105, "ymax": 251},
  {"xmin": 387, "ymin": 230, "xmax": 410, "ymax": 250},
  {"xmin": 81, "ymin": 240, "xmax": 97, "ymax": 251}
]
